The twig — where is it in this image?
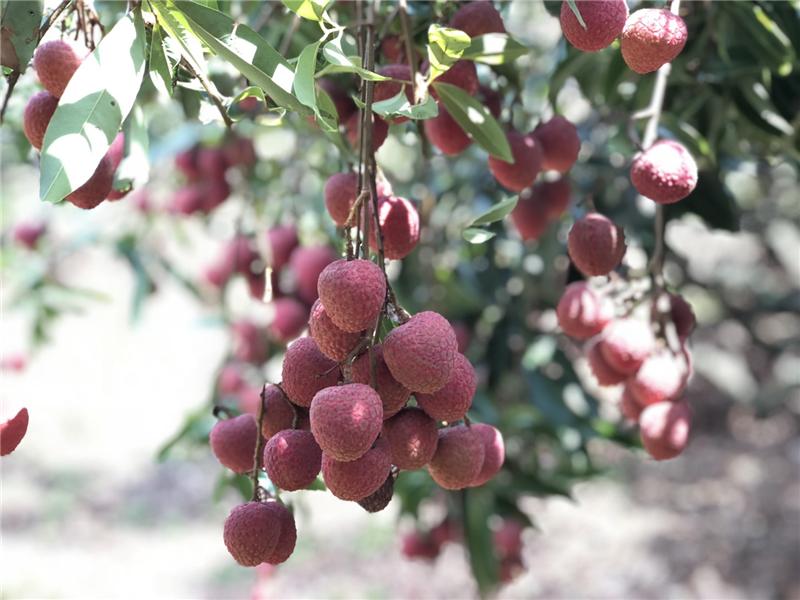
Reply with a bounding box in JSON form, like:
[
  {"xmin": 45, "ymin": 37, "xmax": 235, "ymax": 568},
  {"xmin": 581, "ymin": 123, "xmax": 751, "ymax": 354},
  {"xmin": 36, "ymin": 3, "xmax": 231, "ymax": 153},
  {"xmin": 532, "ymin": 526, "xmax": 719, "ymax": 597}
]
[
  {"xmin": 279, "ymin": 13, "xmax": 301, "ymax": 56},
  {"xmin": 0, "ymin": 72, "xmax": 19, "ymax": 124},
  {"xmin": 250, "ymin": 384, "xmax": 268, "ymax": 501},
  {"xmin": 39, "ymin": 0, "xmax": 72, "ymax": 41},
  {"xmin": 180, "ymin": 58, "xmax": 233, "ymax": 128}
]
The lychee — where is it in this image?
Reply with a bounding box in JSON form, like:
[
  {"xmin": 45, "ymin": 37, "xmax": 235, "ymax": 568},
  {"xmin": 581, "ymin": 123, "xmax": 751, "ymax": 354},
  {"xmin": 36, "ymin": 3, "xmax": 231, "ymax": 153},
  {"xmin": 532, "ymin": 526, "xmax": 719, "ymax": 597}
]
[
  {"xmin": 657, "ymin": 292, "xmax": 696, "ymax": 342},
  {"xmin": 630, "ymin": 139, "xmax": 698, "ymax": 204},
  {"xmin": 324, "ymin": 172, "xmax": 359, "ymax": 226},
  {"xmin": 223, "ymin": 135, "xmax": 257, "ymax": 169},
  {"xmin": 556, "ymin": 282, "xmax": 614, "ymax": 340},
  {"xmin": 449, "ymin": 1, "xmax": 506, "ymax": 37},
  {"xmin": 368, "ymin": 196, "xmax": 420, "ymax": 260},
  {"xmin": 345, "ymin": 112, "xmax": 388, "ymax": 153},
  {"xmin": 416, "ymin": 353, "xmax": 476, "ymax": 423},
  {"xmin": 357, "ymin": 473, "xmax": 395, "ymax": 512},
  {"xmin": 318, "ymin": 78, "xmax": 357, "ymax": 123},
  {"xmin": 0, "ymin": 407, "xmax": 29, "ymax": 456},
  {"xmin": 586, "ymin": 338, "xmax": 627, "ymax": 386},
  {"xmin": 598, "ymin": 318, "xmax": 655, "ymax": 375},
  {"xmin": 217, "ymin": 362, "xmax": 246, "ymax": 396},
  {"xmin": 383, "ymin": 311, "xmax": 458, "ymax": 394},
  {"xmin": 488, "ymin": 131, "xmax": 543, "ymax": 192},
  {"xmin": 427, "ymin": 425, "xmax": 485, "ymax": 490},
  {"xmin": 373, "ymin": 64, "xmax": 414, "ymax": 123},
  {"xmin": 567, "ymin": 212, "xmax": 627, "ymax": 276},
  {"xmin": 538, "ymin": 177, "xmax": 572, "ymax": 218},
  {"xmin": 510, "ymin": 187, "xmax": 550, "ymax": 242},
  {"xmin": 196, "ymin": 147, "xmax": 229, "ymax": 180},
  {"xmin": 247, "ymin": 271, "xmax": 267, "ymax": 301},
  {"xmin": 265, "ymin": 225, "xmax": 298, "ymax": 273},
  {"xmin": 380, "ymin": 35, "xmax": 406, "ymax": 63},
  {"xmin": 401, "ymin": 530, "xmax": 440, "ymax": 561},
  {"xmin": 310, "ymin": 383, "xmax": 383, "ymax": 461},
  {"xmin": 264, "ymin": 429, "xmax": 322, "ymax": 491},
  {"xmin": 532, "ymin": 116, "xmax": 581, "ymax": 173},
  {"xmin": 288, "ymin": 245, "xmax": 338, "ymax": 305},
  {"xmin": 269, "ymin": 297, "xmax": 308, "ymax": 343},
  {"xmin": 33, "ymin": 40, "xmax": 83, "ymax": 98},
  {"xmin": 232, "ymin": 320, "xmax": 269, "ymax": 365},
  {"xmin": 322, "ymin": 436, "xmax": 392, "ymax": 501},
  {"xmin": 12, "ymin": 221, "xmax": 47, "ymax": 250},
  {"xmin": 621, "ymin": 9, "xmax": 688, "ymax": 74},
  {"xmin": 169, "ymin": 184, "xmax": 204, "ymax": 215},
  {"xmin": 261, "ymin": 384, "xmax": 297, "ymax": 438},
  {"xmin": 66, "ymin": 154, "xmax": 114, "ymax": 209},
  {"xmin": 639, "ymin": 400, "xmax": 692, "ymax": 460},
  {"xmin": 317, "ymin": 259, "xmax": 386, "ymax": 333},
  {"xmin": 493, "ymin": 519, "xmax": 524, "ymax": 558},
  {"xmin": 308, "ymin": 299, "xmax": 363, "ymax": 361},
  {"xmin": 223, "ymin": 501, "xmax": 281, "ymax": 567},
  {"xmin": 382, "ymin": 407, "xmax": 438, "ymax": 470},
  {"xmin": 23, "ymin": 91, "xmax": 58, "ymax": 150},
  {"xmin": 428, "ymin": 60, "xmax": 479, "ymax": 98},
  {"xmin": 620, "ymin": 385, "xmax": 643, "ymax": 422},
  {"xmin": 106, "ymin": 132, "xmax": 126, "ymax": 171},
  {"xmin": 351, "ymin": 345, "xmax": 411, "ymax": 418},
  {"xmin": 478, "ymin": 84, "xmax": 503, "ymax": 118},
  {"xmin": 424, "ymin": 105, "xmax": 472, "ymax": 156},
  {"xmin": 235, "ymin": 385, "xmax": 264, "ymax": 416},
  {"xmin": 281, "ymin": 337, "xmax": 340, "ymax": 407},
  {"xmin": 199, "ymin": 178, "xmax": 231, "ymax": 212},
  {"xmin": 263, "ymin": 501, "xmax": 297, "ymax": 564},
  {"xmin": 471, "ymin": 423, "xmax": 505, "ymax": 486},
  {"xmin": 559, "ymin": 0, "xmax": 629, "ymax": 52},
  {"xmin": 627, "ymin": 350, "xmax": 688, "ymax": 407},
  {"xmin": 209, "ymin": 414, "xmax": 259, "ymax": 474}
]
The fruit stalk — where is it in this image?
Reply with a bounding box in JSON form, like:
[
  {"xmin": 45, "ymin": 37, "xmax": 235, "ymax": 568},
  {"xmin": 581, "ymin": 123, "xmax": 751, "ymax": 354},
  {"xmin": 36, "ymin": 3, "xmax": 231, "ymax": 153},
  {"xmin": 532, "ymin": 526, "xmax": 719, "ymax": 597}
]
[{"xmin": 251, "ymin": 384, "xmax": 269, "ymax": 500}]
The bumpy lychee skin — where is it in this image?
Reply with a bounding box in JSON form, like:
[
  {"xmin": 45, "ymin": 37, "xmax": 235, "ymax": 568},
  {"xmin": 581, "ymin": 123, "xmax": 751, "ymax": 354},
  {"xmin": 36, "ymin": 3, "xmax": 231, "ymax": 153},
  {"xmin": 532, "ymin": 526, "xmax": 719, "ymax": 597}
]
[
  {"xmin": 382, "ymin": 408, "xmax": 438, "ymax": 470},
  {"xmin": 586, "ymin": 339, "xmax": 627, "ymax": 386},
  {"xmin": 269, "ymin": 297, "xmax": 308, "ymax": 343},
  {"xmin": 471, "ymin": 423, "xmax": 505, "ymax": 487},
  {"xmin": 23, "ymin": 91, "xmax": 58, "ymax": 150},
  {"xmin": 308, "ymin": 299, "xmax": 362, "ymax": 361},
  {"xmin": 1, "ymin": 407, "xmax": 29, "ymax": 456},
  {"xmin": 357, "ymin": 473, "xmax": 395, "ymax": 513},
  {"xmin": 261, "ymin": 385, "xmax": 297, "ymax": 439},
  {"xmin": 288, "ymin": 245, "xmax": 338, "ymax": 305},
  {"xmin": 345, "ymin": 112, "xmax": 388, "ymax": 153},
  {"xmin": 620, "ymin": 385, "xmax": 643, "ymax": 422},
  {"xmin": 488, "ymin": 131, "xmax": 543, "ymax": 192},
  {"xmin": 556, "ymin": 282, "xmax": 614, "ymax": 340},
  {"xmin": 428, "ymin": 425, "xmax": 485, "ymax": 490},
  {"xmin": 264, "ymin": 502, "xmax": 297, "ymax": 564},
  {"xmin": 429, "ymin": 60, "xmax": 479, "ymax": 98},
  {"xmin": 621, "ymin": 9, "xmax": 688, "ymax": 74},
  {"xmin": 567, "ymin": 212, "xmax": 627, "ymax": 276},
  {"xmin": 66, "ymin": 155, "xmax": 114, "ymax": 209},
  {"xmin": 383, "ymin": 311, "xmax": 458, "ymax": 394},
  {"xmin": 264, "ymin": 429, "xmax": 322, "ymax": 491},
  {"xmin": 265, "ymin": 225, "xmax": 298, "ymax": 273},
  {"xmin": 639, "ymin": 400, "xmax": 692, "ymax": 461},
  {"xmin": 627, "ymin": 350, "xmax": 688, "ymax": 407},
  {"xmin": 317, "ymin": 259, "xmax": 386, "ymax": 333},
  {"xmin": 532, "ymin": 116, "xmax": 581, "ymax": 173},
  {"xmin": 324, "ymin": 172, "xmax": 358, "ymax": 226},
  {"xmin": 598, "ymin": 318, "xmax": 656, "ymax": 375},
  {"xmin": 374, "ymin": 64, "xmax": 414, "ymax": 123},
  {"xmin": 559, "ymin": 0, "xmax": 629, "ymax": 52},
  {"xmin": 33, "ymin": 40, "xmax": 83, "ymax": 98},
  {"xmin": 449, "ymin": 1, "xmax": 506, "ymax": 37},
  {"xmin": 416, "ymin": 353, "xmax": 477, "ymax": 423},
  {"xmin": 322, "ymin": 437, "xmax": 392, "ymax": 501},
  {"xmin": 631, "ymin": 140, "xmax": 698, "ymax": 205},
  {"xmin": 424, "ymin": 105, "xmax": 472, "ymax": 156},
  {"xmin": 209, "ymin": 414, "xmax": 259, "ymax": 474},
  {"xmin": 368, "ymin": 196, "xmax": 421, "ymax": 260},
  {"xmin": 510, "ymin": 188, "xmax": 550, "ymax": 242},
  {"xmin": 223, "ymin": 501, "xmax": 281, "ymax": 567},
  {"xmin": 281, "ymin": 337, "xmax": 340, "ymax": 407},
  {"xmin": 351, "ymin": 345, "xmax": 411, "ymax": 419},
  {"xmin": 310, "ymin": 383, "xmax": 383, "ymax": 462}
]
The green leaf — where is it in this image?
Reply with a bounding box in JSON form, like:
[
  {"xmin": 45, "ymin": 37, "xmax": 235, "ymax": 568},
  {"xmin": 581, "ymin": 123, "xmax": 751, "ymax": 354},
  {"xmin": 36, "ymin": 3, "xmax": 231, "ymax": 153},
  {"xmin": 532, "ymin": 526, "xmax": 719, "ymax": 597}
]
[
  {"xmin": 39, "ymin": 9, "xmax": 147, "ymax": 203},
  {"xmin": 566, "ymin": 0, "xmax": 586, "ymax": 29},
  {"xmin": 463, "ymin": 228, "xmax": 496, "ymax": 244},
  {"xmin": 370, "ymin": 89, "xmax": 439, "ymax": 121},
  {"xmin": 470, "ymin": 195, "xmax": 518, "ymax": 226},
  {"xmin": 321, "ymin": 31, "xmax": 388, "ymax": 81},
  {"xmin": 461, "ymin": 33, "xmax": 528, "ymax": 65},
  {"xmin": 462, "ymin": 488, "xmax": 499, "ymax": 593},
  {"xmin": 293, "ymin": 39, "xmax": 338, "ymax": 132},
  {"xmin": 427, "ymin": 24, "xmax": 471, "ymax": 82},
  {"xmin": 0, "ymin": 0, "xmax": 42, "ymax": 73},
  {"xmin": 433, "ymin": 81, "xmax": 512, "ymax": 161},
  {"xmin": 148, "ymin": 0, "xmax": 207, "ymax": 78},
  {"xmin": 114, "ymin": 104, "xmax": 149, "ymax": 192},
  {"xmin": 148, "ymin": 21, "xmax": 178, "ymax": 96},
  {"xmin": 282, "ymin": 0, "xmax": 330, "ymax": 21}
]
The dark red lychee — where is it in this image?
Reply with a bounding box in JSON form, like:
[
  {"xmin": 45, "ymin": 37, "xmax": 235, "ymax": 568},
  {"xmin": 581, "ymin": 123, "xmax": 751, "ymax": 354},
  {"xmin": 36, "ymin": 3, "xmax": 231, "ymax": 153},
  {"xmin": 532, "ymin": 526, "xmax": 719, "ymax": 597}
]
[
  {"xmin": 586, "ymin": 338, "xmax": 627, "ymax": 386},
  {"xmin": 265, "ymin": 225, "xmax": 299, "ymax": 273},
  {"xmin": 373, "ymin": 64, "xmax": 414, "ymax": 123},
  {"xmin": 559, "ymin": 0, "xmax": 629, "ymax": 52},
  {"xmin": 308, "ymin": 299, "xmax": 362, "ymax": 362},
  {"xmin": 621, "ymin": 9, "xmax": 688, "ymax": 74},
  {"xmin": 382, "ymin": 407, "xmax": 438, "ymax": 470},
  {"xmin": 598, "ymin": 318, "xmax": 655, "ymax": 375},
  {"xmin": 345, "ymin": 112, "xmax": 388, "ymax": 153},
  {"xmin": 288, "ymin": 245, "xmax": 338, "ymax": 305},
  {"xmin": 449, "ymin": 1, "xmax": 506, "ymax": 37},
  {"xmin": 630, "ymin": 140, "xmax": 698, "ymax": 205},
  {"xmin": 427, "ymin": 425, "xmax": 485, "ymax": 490},
  {"xmin": 66, "ymin": 155, "xmax": 114, "ymax": 210},
  {"xmin": 416, "ymin": 353, "xmax": 476, "ymax": 423},
  {"xmin": 368, "ymin": 196, "xmax": 420, "ymax": 260},
  {"xmin": 264, "ymin": 429, "xmax": 322, "ymax": 491},
  {"xmin": 324, "ymin": 172, "xmax": 359, "ymax": 227},
  {"xmin": 223, "ymin": 501, "xmax": 281, "ymax": 567},
  {"xmin": 532, "ymin": 116, "xmax": 581, "ymax": 173},
  {"xmin": 567, "ymin": 212, "xmax": 627, "ymax": 276},
  {"xmin": 0, "ymin": 407, "xmax": 29, "ymax": 456},
  {"xmin": 23, "ymin": 91, "xmax": 58, "ymax": 150},
  {"xmin": 281, "ymin": 337, "xmax": 339, "ymax": 407},
  {"xmin": 33, "ymin": 40, "xmax": 83, "ymax": 98},
  {"xmin": 261, "ymin": 384, "xmax": 297, "ymax": 439},
  {"xmin": 488, "ymin": 131, "xmax": 543, "ymax": 192},
  {"xmin": 424, "ymin": 105, "xmax": 472, "ymax": 156},
  {"xmin": 321, "ymin": 437, "xmax": 392, "ymax": 501},
  {"xmin": 317, "ymin": 259, "xmax": 386, "ymax": 333},
  {"xmin": 351, "ymin": 345, "xmax": 411, "ymax": 419},
  {"xmin": 310, "ymin": 383, "xmax": 383, "ymax": 462},
  {"xmin": 471, "ymin": 423, "xmax": 505, "ymax": 486},
  {"xmin": 627, "ymin": 350, "xmax": 688, "ymax": 407},
  {"xmin": 209, "ymin": 414, "xmax": 259, "ymax": 474},
  {"xmin": 556, "ymin": 282, "xmax": 614, "ymax": 340},
  {"xmin": 269, "ymin": 297, "xmax": 308, "ymax": 343}
]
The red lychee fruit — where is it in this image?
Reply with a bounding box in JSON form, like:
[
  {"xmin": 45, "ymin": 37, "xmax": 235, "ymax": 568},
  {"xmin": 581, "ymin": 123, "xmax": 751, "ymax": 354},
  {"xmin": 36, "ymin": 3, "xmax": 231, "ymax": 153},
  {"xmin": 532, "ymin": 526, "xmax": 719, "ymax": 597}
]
[
  {"xmin": 368, "ymin": 195, "xmax": 420, "ymax": 260},
  {"xmin": 0, "ymin": 407, "xmax": 29, "ymax": 456},
  {"xmin": 232, "ymin": 320, "xmax": 269, "ymax": 365},
  {"xmin": 281, "ymin": 337, "xmax": 340, "ymax": 407},
  {"xmin": 478, "ymin": 84, "xmax": 502, "ymax": 118},
  {"xmin": 656, "ymin": 292, "xmax": 695, "ymax": 342},
  {"xmin": 168, "ymin": 184, "xmax": 204, "ymax": 215},
  {"xmin": 310, "ymin": 383, "xmax": 383, "ymax": 461},
  {"xmin": 631, "ymin": 139, "xmax": 698, "ymax": 205},
  {"xmin": 288, "ymin": 245, "xmax": 338, "ymax": 305},
  {"xmin": 199, "ymin": 178, "xmax": 231, "ymax": 213},
  {"xmin": 621, "ymin": 9, "xmax": 688, "ymax": 74},
  {"xmin": 223, "ymin": 135, "xmax": 257, "ymax": 169},
  {"xmin": 471, "ymin": 423, "xmax": 505, "ymax": 486},
  {"xmin": 269, "ymin": 297, "xmax": 308, "ymax": 343},
  {"xmin": 627, "ymin": 350, "xmax": 688, "ymax": 407},
  {"xmin": 106, "ymin": 132, "xmax": 126, "ymax": 172},
  {"xmin": 428, "ymin": 425, "xmax": 485, "ymax": 490},
  {"xmin": 381, "ymin": 35, "xmax": 406, "ymax": 63},
  {"xmin": 247, "ymin": 271, "xmax": 267, "ymax": 301},
  {"xmin": 383, "ymin": 311, "xmax": 458, "ymax": 394},
  {"xmin": 261, "ymin": 384, "xmax": 297, "ymax": 439},
  {"xmin": 23, "ymin": 91, "xmax": 58, "ymax": 150},
  {"xmin": 13, "ymin": 221, "xmax": 47, "ymax": 250},
  {"xmin": 324, "ymin": 172, "xmax": 358, "ymax": 227},
  {"xmin": 449, "ymin": 1, "xmax": 506, "ymax": 37},
  {"xmin": 559, "ymin": 0, "xmax": 629, "ymax": 52},
  {"xmin": 424, "ymin": 104, "xmax": 472, "ymax": 156},
  {"xmin": 308, "ymin": 299, "xmax": 362, "ymax": 362},
  {"xmin": 217, "ymin": 363, "xmax": 246, "ymax": 396},
  {"xmin": 196, "ymin": 147, "xmax": 229, "ymax": 180},
  {"xmin": 317, "ymin": 259, "xmax": 386, "ymax": 333},
  {"xmin": 33, "ymin": 40, "xmax": 83, "ymax": 98},
  {"xmin": 209, "ymin": 414, "xmax": 259, "ymax": 474},
  {"xmin": 639, "ymin": 400, "xmax": 692, "ymax": 460},
  {"xmin": 510, "ymin": 186, "xmax": 550, "ymax": 242},
  {"xmin": 488, "ymin": 131, "xmax": 543, "ymax": 192},
  {"xmin": 263, "ymin": 501, "xmax": 297, "ymax": 564},
  {"xmin": 532, "ymin": 116, "xmax": 581, "ymax": 173},
  {"xmin": 264, "ymin": 429, "xmax": 322, "ymax": 491},
  {"xmin": 382, "ymin": 407, "xmax": 438, "ymax": 470},
  {"xmin": 620, "ymin": 385, "xmax": 643, "ymax": 422},
  {"xmin": 428, "ymin": 60, "xmax": 479, "ymax": 99},
  {"xmin": 538, "ymin": 177, "xmax": 572, "ymax": 219},
  {"xmin": 401, "ymin": 531, "xmax": 440, "ymax": 561},
  {"xmin": 223, "ymin": 237, "xmax": 258, "ymax": 276},
  {"xmin": 586, "ymin": 338, "xmax": 628, "ymax": 386},
  {"xmin": 598, "ymin": 318, "xmax": 655, "ymax": 375},
  {"xmin": 322, "ymin": 436, "xmax": 392, "ymax": 501},
  {"xmin": 317, "ymin": 78, "xmax": 357, "ymax": 123},
  {"xmin": 223, "ymin": 501, "xmax": 281, "ymax": 567},
  {"xmin": 556, "ymin": 281, "xmax": 614, "ymax": 340},
  {"xmin": 567, "ymin": 212, "xmax": 627, "ymax": 276},
  {"xmin": 265, "ymin": 225, "xmax": 298, "ymax": 273},
  {"xmin": 357, "ymin": 473, "xmax": 395, "ymax": 512},
  {"xmin": 235, "ymin": 385, "xmax": 263, "ymax": 416},
  {"xmin": 345, "ymin": 112, "xmax": 388, "ymax": 153},
  {"xmin": 351, "ymin": 345, "xmax": 411, "ymax": 419},
  {"xmin": 493, "ymin": 519, "xmax": 524, "ymax": 558},
  {"xmin": 416, "ymin": 353, "xmax": 476, "ymax": 423},
  {"xmin": 175, "ymin": 148, "xmax": 200, "ymax": 180},
  {"xmin": 373, "ymin": 64, "xmax": 414, "ymax": 123},
  {"xmin": 66, "ymin": 155, "xmax": 114, "ymax": 209}
]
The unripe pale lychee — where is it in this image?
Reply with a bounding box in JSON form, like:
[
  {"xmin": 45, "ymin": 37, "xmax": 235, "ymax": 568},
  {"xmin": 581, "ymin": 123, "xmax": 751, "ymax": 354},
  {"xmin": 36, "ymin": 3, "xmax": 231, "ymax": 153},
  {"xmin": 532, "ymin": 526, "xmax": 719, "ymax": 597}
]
[
  {"xmin": 627, "ymin": 350, "xmax": 688, "ymax": 407},
  {"xmin": 317, "ymin": 259, "xmax": 386, "ymax": 333},
  {"xmin": 261, "ymin": 385, "xmax": 297, "ymax": 438},
  {"xmin": 308, "ymin": 299, "xmax": 362, "ymax": 361},
  {"xmin": 0, "ymin": 407, "xmax": 29, "ymax": 456},
  {"xmin": 556, "ymin": 282, "xmax": 614, "ymax": 340},
  {"xmin": 374, "ymin": 64, "xmax": 414, "ymax": 123},
  {"xmin": 66, "ymin": 155, "xmax": 114, "ymax": 209},
  {"xmin": 269, "ymin": 297, "xmax": 308, "ymax": 343},
  {"xmin": 471, "ymin": 423, "xmax": 505, "ymax": 487},
  {"xmin": 209, "ymin": 414, "xmax": 259, "ymax": 474},
  {"xmin": 357, "ymin": 473, "xmax": 395, "ymax": 512},
  {"xmin": 383, "ymin": 311, "xmax": 458, "ymax": 394},
  {"xmin": 488, "ymin": 131, "xmax": 543, "ymax": 192},
  {"xmin": 33, "ymin": 40, "xmax": 83, "ymax": 98},
  {"xmin": 631, "ymin": 140, "xmax": 698, "ymax": 204},
  {"xmin": 427, "ymin": 425, "xmax": 485, "ymax": 490},
  {"xmin": 598, "ymin": 318, "xmax": 655, "ymax": 375},
  {"xmin": 232, "ymin": 320, "xmax": 269, "ymax": 365},
  {"xmin": 368, "ymin": 196, "xmax": 421, "ymax": 260},
  {"xmin": 567, "ymin": 212, "xmax": 627, "ymax": 276},
  {"xmin": 586, "ymin": 338, "xmax": 627, "ymax": 386},
  {"xmin": 322, "ymin": 436, "xmax": 391, "ymax": 501},
  {"xmin": 532, "ymin": 116, "xmax": 580, "ymax": 173},
  {"xmin": 424, "ymin": 105, "xmax": 472, "ymax": 156},
  {"xmin": 510, "ymin": 187, "xmax": 550, "ymax": 242},
  {"xmin": 621, "ymin": 9, "xmax": 688, "ymax": 74},
  {"xmin": 324, "ymin": 172, "xmax": 358, "ymax": 226},
  {"xmin": 639, "ymin": 400, "xmax": 692, "ymax": 460},
  {"xmin": 382, "ymin": 407, "xmax": 438, "ymax": 470},
  {"xmin": 351, "ymin": 345, "xmax": 411, "ymax": 419},
  {"xmin": 310, "ymin": 383, "xmax": 383, "ymax": 461},
  {"xmin": 416, "ymin": 353, "xmax": 476, "ymax": 423},
  {"xmin": 428, "ymin": 60, "xmax": 479, "ymax": 99},
  {"xmin": 449, "ymin": 1, "xmax": 506, "ymax": 37},
  {"xmin": 23, "ymin": 91, "xmax": 58, "ymax": 150},
  {"xmin": 264, "ymin": 429, "xmax": 322, "ymax": 491},
  {"xmin": 345, "ymin": 112, "xmax": 388, "ymax": 152},
  {"xmin": 264, "ymin": 501, "xmax": 297, "ymax": 564},
  {"xmin": 620, "ymin": 385, "xmax": 643, "ymax": 422},
  {"xmin": 281, "ymin": 337, "xmax": 340, "ymax": 407},
  {"xmin": 223, "ymin": 501, "xmax": 281, "ymax": 567},
  {"xmin": 559, "ymin": 0, "xmax": 629, "ymax": 52},
  {"xmin": 288, "ymin": 245, "xmax": 338, "ymax": 305},
  {"xmin": 265, "ymin": 225, "xmax": 298, "ymax": 273}
]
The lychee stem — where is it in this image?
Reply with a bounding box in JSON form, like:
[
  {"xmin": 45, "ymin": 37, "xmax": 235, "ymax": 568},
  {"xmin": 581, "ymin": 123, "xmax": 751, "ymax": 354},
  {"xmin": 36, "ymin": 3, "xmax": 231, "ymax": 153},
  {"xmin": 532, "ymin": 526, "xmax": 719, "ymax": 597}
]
[{"xmin": 251, "ymin": 383, "xmax": 269, "ymax": 501}]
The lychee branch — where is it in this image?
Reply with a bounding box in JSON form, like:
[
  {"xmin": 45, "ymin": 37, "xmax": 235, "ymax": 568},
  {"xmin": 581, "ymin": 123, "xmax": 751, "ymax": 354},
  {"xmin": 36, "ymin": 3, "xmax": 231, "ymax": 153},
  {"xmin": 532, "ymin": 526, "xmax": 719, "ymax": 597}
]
[{"xmin": 250, "ymin": 383, "xmax": 269, "ymax": 501}]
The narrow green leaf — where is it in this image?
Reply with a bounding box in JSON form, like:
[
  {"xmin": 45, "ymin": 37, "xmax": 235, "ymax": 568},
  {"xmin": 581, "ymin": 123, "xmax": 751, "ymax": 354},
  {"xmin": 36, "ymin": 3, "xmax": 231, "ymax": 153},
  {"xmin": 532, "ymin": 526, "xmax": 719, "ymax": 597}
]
[
  {"xmin": 149, "ymin": 0, "xmax": 207, "ymax": 78},
  {"xmin": 427, "ymin": 24, "xmax": 471, "ymax": 82},
  {"xmin": 470, "ymin": 195, "xmax": 518, "ymax": 226},
  {"xmin": 282, "ymin": 0, "xmax": 330, "ymax": 21},
  {"xmin": 462, "ymin": 488, "xmax": 500, "ymax": 593},
  {"xmin": 566, "ymin": 0, "xmax": 586, "ymax": 29},
  {"xmin": 461, "ymin": 33, "xmax": 528, "ymax": 65},
  {"xmin": 148, "ymin": 21, "xmax": 175, "ymax": 95},
  {"xmin": 371, "ymin": 89, "xmax": 439, "ymax": 121},
  {"xmin": 39, "ymin": 9, "xmax": 147, "ymax": 203},
  {"xmin": 463, "ymin": 228, "xmax": 496, "ymax": 244},
  {"xmin": 294, "ymin": 41, "xmax": 321, "ymax": 111},
  {"xmin": 0, "ymin": 0, "xmax": 42, "ymax": 73},
  {"xmin": 321, "ymin": 31, "xmax": 389, "ymax": 81},
  {"xmin": 114, "ymin": 104, "xmax": 149, "ymax": 191}
]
